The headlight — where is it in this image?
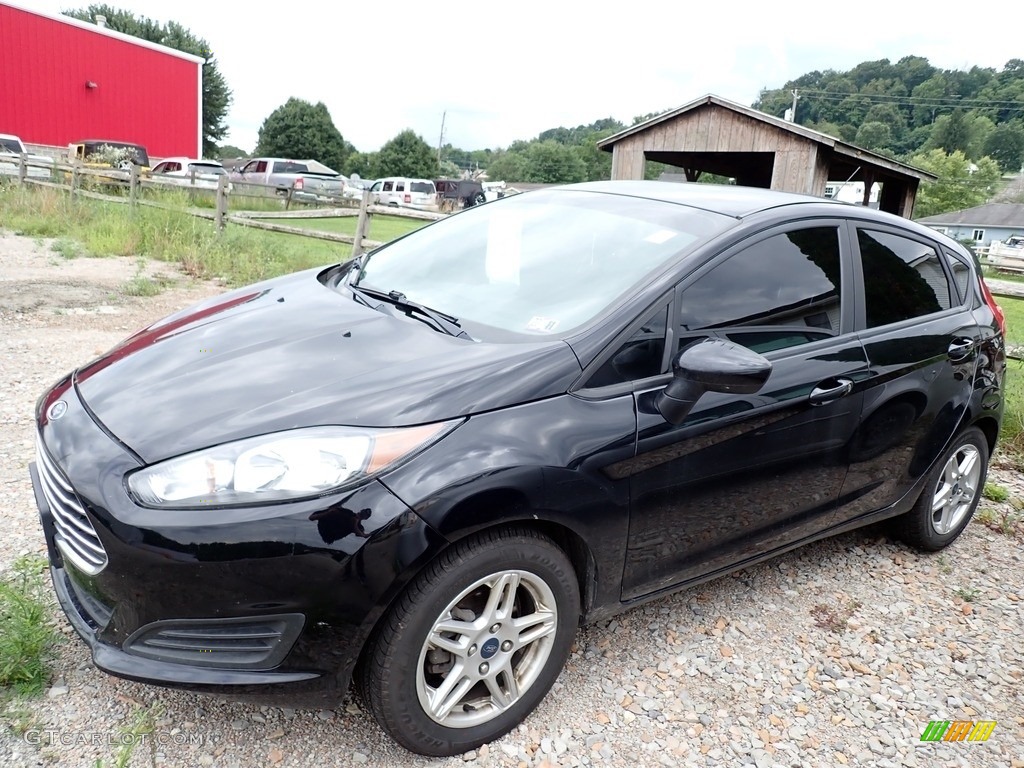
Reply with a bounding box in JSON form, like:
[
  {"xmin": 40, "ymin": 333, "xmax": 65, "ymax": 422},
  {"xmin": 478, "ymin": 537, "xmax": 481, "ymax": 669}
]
[{"xmin": 127, "ymin": 422, "xmax": 459, "ymax": 509}]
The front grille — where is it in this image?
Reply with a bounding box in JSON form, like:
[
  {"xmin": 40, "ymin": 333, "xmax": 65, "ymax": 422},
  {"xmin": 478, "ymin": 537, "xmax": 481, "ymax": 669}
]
[
  {"xmin": 35, "ymin": 435, "xmax": 108, "ymax": 575},
  {"xmin": 125, "ymin": 614, "xmax": 304, "ymax": 670}
]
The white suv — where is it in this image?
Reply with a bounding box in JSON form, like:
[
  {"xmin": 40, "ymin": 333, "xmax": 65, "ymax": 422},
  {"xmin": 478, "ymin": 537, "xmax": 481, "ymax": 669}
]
[{"xmin": 369, "ymin": 177, "xmax": 437, "ymax": 210}]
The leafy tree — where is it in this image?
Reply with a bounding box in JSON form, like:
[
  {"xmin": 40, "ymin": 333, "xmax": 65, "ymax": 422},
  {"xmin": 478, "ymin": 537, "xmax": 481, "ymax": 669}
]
[
  {"xmin": 255, "ymin": 98, "xmax": 350, "ymax": 172},
  {"xmin": 64, "ymin": 5, "xmax": 232, "ymax": 157},
  {"xmin": 863, "ymin": 103, "xmax": 906, "ymax": 140},
  {"xmin": 345, "ymin": 152, "xmax": 375, "ymax": 179},
  {"xmin": 855, "ymin": 122, "xmax": 893, "ymax": 151},
  {"xmin": 520, "ymin": 141, "xmax": 587, "ymax": 183},
  {"xmin": 910, "ymin": 149, "xmax": 1003, "ymax": 218},
  {"xmin": 371, "ymin": 130, "xmax": 438, "ymax": 179},
  {"xmin": 215, "ymin": 144, "xmax": 248, "ymax": 159},
  {"xmin": 983, "ymin": 123, "xmax": 1024, "ymax": 171},
  {"xmin": 484, "ymin": 150, "xmax": 528, "ymax": 182}
]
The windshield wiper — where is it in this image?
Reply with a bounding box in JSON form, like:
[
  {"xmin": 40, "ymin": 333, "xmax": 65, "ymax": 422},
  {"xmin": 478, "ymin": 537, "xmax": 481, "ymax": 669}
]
[{"xmin": 349, "ymin": 285, "xmax": 474, "ymax": 340}]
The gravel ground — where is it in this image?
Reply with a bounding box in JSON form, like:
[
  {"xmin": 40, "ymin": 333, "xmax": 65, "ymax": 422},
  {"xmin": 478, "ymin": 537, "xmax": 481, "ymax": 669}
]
[{"xmin": 1, "ymin": 231, "xmax": 1023, "ymax": 768}]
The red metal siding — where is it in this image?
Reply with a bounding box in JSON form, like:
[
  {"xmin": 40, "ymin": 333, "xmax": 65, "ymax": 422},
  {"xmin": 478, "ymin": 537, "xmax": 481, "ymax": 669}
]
[{"xmin": 0, "ymin": 4, "xmax": 200, "ymax": 158}]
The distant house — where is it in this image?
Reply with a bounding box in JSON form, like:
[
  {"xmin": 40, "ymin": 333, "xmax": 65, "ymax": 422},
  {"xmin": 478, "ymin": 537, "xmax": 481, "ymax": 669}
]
[{"xmin": 916, "ymin": 203, "xmax": 1024, "ymax": 247}]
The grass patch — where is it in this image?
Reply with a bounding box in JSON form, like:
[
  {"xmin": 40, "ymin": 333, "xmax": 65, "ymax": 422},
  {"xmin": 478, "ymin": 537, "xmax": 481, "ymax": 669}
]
[
  {"xmin": 0, "ymin": 555, "xmax": 58, "ymax": 697},
  {"xmin": 954, "ymin": 586, "xmax": 980, "ymax": 602},
  {"xmin": 0, "ymin": 185, "xmax": 369, "ymax": 286},
  {"xmin": 262, "ymin": 213, "xmax": 426, "ymax": 243},
  {"xmin": 51, "ymin": 237, "xmax": 82, "ymax": 259},
  {"xmin": 982, "ymin": 482, "xmax": 1010, "ymax": 503},
  {"xmin": 999, "ymin": 295, "xmax": 1024, "ymax": 348}
]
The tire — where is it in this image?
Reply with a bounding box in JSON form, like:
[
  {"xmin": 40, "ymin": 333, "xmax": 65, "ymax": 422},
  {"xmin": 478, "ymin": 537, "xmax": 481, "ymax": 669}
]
[
  {"xmin": 896, "ymin": 427, "xmax": 988, "ymax": 551},
  {"xmin": 358, "ymin": 528, "xmax": 580, "ymax": 756}
]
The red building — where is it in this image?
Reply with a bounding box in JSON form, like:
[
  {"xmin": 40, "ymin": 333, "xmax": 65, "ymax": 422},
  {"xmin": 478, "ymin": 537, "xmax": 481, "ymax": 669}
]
[{"xmin": 0, "ymin": 1, "xmax": 203, "ymax": 158}]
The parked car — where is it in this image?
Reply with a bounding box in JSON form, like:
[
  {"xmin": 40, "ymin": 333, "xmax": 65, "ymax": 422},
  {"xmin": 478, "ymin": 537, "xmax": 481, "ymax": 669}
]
[
  {"xmin": 231, "ymin": 157, "xmax": 347, "ymax": 201},
  {"xmin": 369, "ymin": 177, "xmax": 437, "ymax": 209},
  {"xmin": 435, "ymin": 178, "xmax": 487, "ymax": 209},
  {"xmin": 30, "ymin": 181, "xmax": 1005, "ymax": 757},
  {"xmin": 150, "ymin": 157, "xmax": 229, "ymax": 190},
  {"xmin": 68, "ymin": 139, "xmax": 150, "ymax": 170},
  {"xmin": 0, "ymin": 133, "xmax": 53, "ymax": 178}
]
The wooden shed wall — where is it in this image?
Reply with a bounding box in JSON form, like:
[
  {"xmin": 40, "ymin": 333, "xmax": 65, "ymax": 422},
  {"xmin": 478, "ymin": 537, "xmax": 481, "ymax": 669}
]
[{"xmin": 610, "ymin": 105, "xmax": 828, "ymax": 195}]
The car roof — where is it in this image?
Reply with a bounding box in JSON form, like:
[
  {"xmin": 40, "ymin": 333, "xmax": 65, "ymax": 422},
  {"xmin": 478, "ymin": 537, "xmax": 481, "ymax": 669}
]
[
  {"xmin": 158, "ymin": 157, "xmax": 222, "ymax": 164},
  {"xmin": 559, "ymin": 180, "xmax": 847, "ymax": 219}
]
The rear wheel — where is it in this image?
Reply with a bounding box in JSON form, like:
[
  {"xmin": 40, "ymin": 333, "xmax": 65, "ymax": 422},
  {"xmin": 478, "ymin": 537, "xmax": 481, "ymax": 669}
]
[
  {"xmin": 358, "ymin": 528, "xmax": 579, "ymax": 756},
  {"xmin": 896, "ymin": 427, "xmax": 988, "ymax": 551}
]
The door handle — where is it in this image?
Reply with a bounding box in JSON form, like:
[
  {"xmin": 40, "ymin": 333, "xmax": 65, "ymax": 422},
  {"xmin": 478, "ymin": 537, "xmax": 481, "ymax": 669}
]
[
  {"xmin": 808, "ymin": 378, "xmax": 854, "ymax": 405},
  {"xmin": 947, "ymin": 338, "xmax": 975, "ymax": 361}
]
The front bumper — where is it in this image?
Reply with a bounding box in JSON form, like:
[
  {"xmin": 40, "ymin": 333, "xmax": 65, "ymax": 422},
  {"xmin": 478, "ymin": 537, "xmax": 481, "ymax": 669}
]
[{"xmin": 31, "ymin": 376, "xmax": 448, "ymax": 704}]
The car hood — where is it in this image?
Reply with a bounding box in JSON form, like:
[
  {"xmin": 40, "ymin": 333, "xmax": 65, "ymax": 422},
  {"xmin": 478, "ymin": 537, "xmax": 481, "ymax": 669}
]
[{"xmin": 74, "ymin": 268, "xmax": 581, "ymax": 463}]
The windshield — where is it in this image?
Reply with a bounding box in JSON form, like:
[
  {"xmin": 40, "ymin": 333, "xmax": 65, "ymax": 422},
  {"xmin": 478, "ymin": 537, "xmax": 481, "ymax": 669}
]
[
  {"xmin": 353, "ymin": 189, "xmax": 732, "ymax": 337},
  {"xmin": 0, "ymin": 138, "xmax": 23, "ymax": 153},
  {"xmin": 189, "ymin": 163, "xmax": 226, "ymax": 174}
]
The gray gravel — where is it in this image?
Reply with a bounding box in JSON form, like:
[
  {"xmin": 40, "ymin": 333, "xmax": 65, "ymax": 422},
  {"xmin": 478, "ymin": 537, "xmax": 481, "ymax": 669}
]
[{"xmin": 2, "ymin": 232, "xmax": 1023, "ymax": 767}]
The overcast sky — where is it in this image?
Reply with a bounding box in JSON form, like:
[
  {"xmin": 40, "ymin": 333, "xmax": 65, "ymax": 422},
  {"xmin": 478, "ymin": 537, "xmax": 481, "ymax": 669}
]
[{"xmin": 16, "ymin": 0, "xmax": 1022, "ymax": 153}]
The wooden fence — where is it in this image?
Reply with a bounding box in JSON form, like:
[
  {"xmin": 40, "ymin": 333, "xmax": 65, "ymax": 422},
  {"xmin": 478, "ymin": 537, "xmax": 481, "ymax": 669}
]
[{"xmin": 3, "ymin": 154, "xmax": 446, "ymax": 256}]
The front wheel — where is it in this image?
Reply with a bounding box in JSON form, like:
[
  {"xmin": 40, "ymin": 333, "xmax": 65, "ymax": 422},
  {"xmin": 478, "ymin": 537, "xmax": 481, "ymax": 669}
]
[
  {"xmin": 358, "ymin": 528, "xmax": 580, "ymax": 756},
  {"xmin": 896, "ymin": 426, "xmax": 989, "ymax": 551}
]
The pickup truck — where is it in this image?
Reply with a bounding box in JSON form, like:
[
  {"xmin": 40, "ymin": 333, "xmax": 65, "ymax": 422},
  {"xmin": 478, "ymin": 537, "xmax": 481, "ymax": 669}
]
[
  {"xmin": 231, "ymin": 157, "xmax": 348, "ymax": 201},
  {"xmin": 0, "ymin": 133, "xmax": 54, "ymax": 178}
]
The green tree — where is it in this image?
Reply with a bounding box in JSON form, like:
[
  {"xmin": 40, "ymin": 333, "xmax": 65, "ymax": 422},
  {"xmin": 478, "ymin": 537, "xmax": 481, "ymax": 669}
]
[
  {"xmin": 910, "ymin": 149, "xmax": 1003, "ymax": 218},
  {"xmin": 345, "ymin": 152, "xmax": 375, "ymax": 179},
  {"xmin": 371, "ymin": 130, "xmax": 439, "ymax": 178},
  {"xmin": 520, "ymin": 141, "xmax": 587, "ymax": 183},
  {"xmin": 215, "ymin": 144, "xmax": 248, "ymax": 160},
  {"xmin": 855, "ymin": 122, "xmax": 893, "ymax": 151},
  {"xmin": 64, "ymin": 5, "xmax": 232, "ymax": 157},
  {"xmin": 255, "ymin": 98, "xmax": 350, "ymax": 172},
  {"xmin": 484, "ymin": 150, "xmax": 528, "ymax": 182},
  {"xmin": 982, "ymin": 123, "xmax": 1024, "ymax": 171}
]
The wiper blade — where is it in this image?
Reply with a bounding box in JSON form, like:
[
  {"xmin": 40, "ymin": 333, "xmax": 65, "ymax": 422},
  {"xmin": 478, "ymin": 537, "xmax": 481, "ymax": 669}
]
[{"xmin": 352, "ymin": 285, "xmax": 473, "ymax": 340}]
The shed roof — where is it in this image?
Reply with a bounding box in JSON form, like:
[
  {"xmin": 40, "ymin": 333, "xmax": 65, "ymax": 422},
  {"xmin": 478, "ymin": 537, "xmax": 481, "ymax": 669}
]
[
  {"xmin": 598, "ymin": 94, "xmax": 936, "ymax": 182},
  {"xmin": 916, "ymin": 203, "xmax": 1024, "ymax": 227}
]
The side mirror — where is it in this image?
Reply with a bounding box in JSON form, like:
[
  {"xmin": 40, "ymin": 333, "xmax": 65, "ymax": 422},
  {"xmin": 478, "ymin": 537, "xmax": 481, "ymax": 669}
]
[{"xmin": 656, "ymin": 338, "xmax": 772, "ymax": 425}]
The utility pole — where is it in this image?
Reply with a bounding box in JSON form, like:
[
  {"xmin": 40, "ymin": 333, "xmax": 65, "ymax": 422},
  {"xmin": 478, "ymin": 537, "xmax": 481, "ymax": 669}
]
[
  {"xmin": 790, "ymin": 89, "xmax": 800, "ymax": 122},
  {"xmin": 437, "ymin": 111, "xmax": 446, "ymax": 166}
]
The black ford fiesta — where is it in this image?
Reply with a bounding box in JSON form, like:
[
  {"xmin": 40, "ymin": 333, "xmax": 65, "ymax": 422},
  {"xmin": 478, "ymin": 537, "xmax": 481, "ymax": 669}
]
[{"xmin": 31, "ymin": 181, "xmax": 1005, "ymax": 756}]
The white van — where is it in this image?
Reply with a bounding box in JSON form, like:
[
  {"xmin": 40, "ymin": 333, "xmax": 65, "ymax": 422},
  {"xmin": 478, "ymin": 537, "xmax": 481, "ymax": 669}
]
[{"xmin": 369, "ymin": 177, "xmax": 437, "ymax": 210}]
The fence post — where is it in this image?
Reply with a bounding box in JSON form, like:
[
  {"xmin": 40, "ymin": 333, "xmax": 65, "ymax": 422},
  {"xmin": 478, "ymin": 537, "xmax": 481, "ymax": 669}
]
[
  {"xmin": 71, "ymin": 161, "xmax": 81, "ymax": 197},
  {"xmin": 285, "ymin": 184, "xmax": 294, "ymax": 211},
  {"xmin": 352, "ymin": 189, "xmax": 373, "ymax": 257},
  {"xmin": 215, "ymin": 173, "xmax": 228, "ymax": 231},
  {"xmin": 129, "ymin": 164, "xmax": 139, "ymax": 206},
  {"xmin": 189, "ymin": 166, "xmax": 197, "ymax": 205},
  {"xmin": 18, "ymin": 153, "xmax": 27, "ymax": 184}
]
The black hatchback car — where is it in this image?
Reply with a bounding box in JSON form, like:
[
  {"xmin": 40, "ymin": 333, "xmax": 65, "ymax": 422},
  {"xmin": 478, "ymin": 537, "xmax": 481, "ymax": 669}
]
[{"xmin": 31, "ymin": 181, "xmax": 1005, "ymax": 756}]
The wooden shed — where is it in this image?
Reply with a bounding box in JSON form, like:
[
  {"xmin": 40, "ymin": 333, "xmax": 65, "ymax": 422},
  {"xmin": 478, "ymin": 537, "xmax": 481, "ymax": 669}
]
[{"xmin": 598, "ymin": 94, "xmax": 936, "ymax": 218}]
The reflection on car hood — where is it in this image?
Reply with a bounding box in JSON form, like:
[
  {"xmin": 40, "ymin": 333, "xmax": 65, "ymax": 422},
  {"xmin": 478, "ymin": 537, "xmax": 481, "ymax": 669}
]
[{"xmin": 74, "ymin": 268, "xmax": 581, "ymax": 463}]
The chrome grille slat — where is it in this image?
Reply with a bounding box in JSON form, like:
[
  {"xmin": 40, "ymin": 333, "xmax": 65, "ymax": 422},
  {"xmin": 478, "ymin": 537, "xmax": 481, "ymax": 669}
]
[{"xmin": 35, "ymin": 435, "xmax": 108, "ymax": 574}]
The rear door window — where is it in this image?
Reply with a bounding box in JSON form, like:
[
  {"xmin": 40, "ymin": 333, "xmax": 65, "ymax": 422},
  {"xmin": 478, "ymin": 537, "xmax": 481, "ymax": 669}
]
[{"xmin": 857, "ymin": 229, "xmax": 952, "ymax": 328}]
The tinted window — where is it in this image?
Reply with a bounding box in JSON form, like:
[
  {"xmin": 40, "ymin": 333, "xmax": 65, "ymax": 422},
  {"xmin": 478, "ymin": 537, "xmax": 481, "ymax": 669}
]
[
  {"xmin": 589, "ymin": 306, "xmax": 668, "ymax": 387},
  {"xmin": 0, "ymin": 138, "xmax": 23, "ymax": 153},
  {"xmin": 411, "ymin": 181, "xmax": 434, "ymax": 194},
  {"xmin": 858, "ymin": 229, "xmax": 951, "ymax": 328},
  {"xmin": 678, "ymin": 227, "xmax": 843, "ymax": 354},
  {"xmin": 382, "ymin": 181, "xmax": 393, "ymax": 191},
  {"xmin": 946, "ymin": 252, "xmax": 972, "ymax": 304},
  {"xmin": 396, "ymin": 182, "xmax": 406, "ymax": 192}
]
